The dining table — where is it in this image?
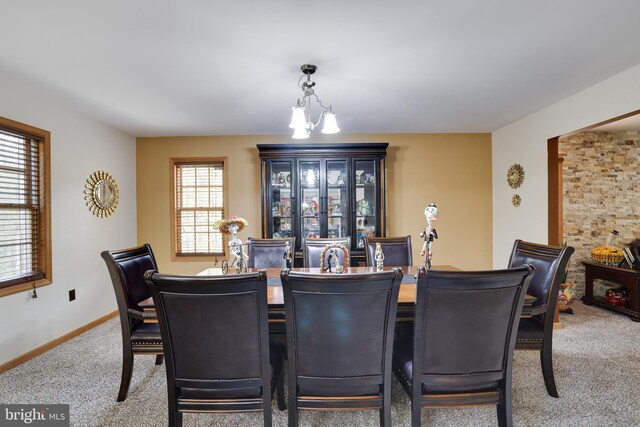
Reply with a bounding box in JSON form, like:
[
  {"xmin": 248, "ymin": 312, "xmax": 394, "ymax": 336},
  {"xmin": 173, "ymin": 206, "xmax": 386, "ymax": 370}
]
[{"xmin": 139, "ymin": 265, "xmax": 541, "ymax": 322}]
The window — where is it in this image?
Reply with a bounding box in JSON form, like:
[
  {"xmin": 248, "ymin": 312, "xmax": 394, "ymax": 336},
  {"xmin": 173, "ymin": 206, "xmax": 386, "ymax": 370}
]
[
  {"xmin": 0, "ymin": 117, "xmax": 51, "ymax": 296},
  {"xmin": 171, "ymin": 158, "xmax": 227, "ymax": 259}
]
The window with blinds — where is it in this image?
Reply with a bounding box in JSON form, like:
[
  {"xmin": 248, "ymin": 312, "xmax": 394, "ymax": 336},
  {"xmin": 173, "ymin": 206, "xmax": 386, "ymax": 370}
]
[
  {"xmin": 172, "ymin": 159, "xmax": 226, "ymax": 257},
  {"xmin": 0, "ymin": 119, "xmax": 50, "ymax": 291}
]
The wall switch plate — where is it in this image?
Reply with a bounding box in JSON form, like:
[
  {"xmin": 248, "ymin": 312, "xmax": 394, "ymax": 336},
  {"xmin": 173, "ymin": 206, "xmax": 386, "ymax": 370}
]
[{"xmin": 69, "ymin": 289, "xmax": 76, "ymax": 301}]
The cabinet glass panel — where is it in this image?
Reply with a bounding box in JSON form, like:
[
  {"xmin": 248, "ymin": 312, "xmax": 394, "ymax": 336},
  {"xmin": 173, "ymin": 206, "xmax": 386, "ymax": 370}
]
[
  {"xmin": 299, "ymin": 161, "xmax": 320, "ymax": 239},
  {"xmin": 354, "ymin": 159, "xmax": 377, "ymax": 249},
  {"xmin": 326, "ymin": 160, "xmax": 348, "ymax": 238},
  {"xmin": 270, "ymin": 161, "xmax": 293, "ymax": 239}
]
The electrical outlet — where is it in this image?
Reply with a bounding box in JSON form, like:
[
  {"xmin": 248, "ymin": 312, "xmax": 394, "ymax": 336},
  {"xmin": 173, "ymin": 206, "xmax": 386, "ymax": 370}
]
[{"xmin": 69, "ymin": 289, "xmax": 76, "ymax": 301}]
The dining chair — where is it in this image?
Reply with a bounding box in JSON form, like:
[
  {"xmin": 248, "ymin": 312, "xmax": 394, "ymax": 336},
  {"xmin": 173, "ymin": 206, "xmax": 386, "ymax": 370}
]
[
  {"xmin": 393, "ymin": 266, "xmax": 534, "ymax": 427},
  {"xmin": 508, "ymin": 240, "xmax": 574, "ymax": 398},
  {"xmin": 247, "ymin": 237, "xmax": 295, "ymax": 268},
  {"xmin": 144, "ymin": 270, "xmax": 285, "ymax": 427},
  {"xmin": 280, "ymin": 268, "xmax": 402, "ymax": 427},
  {"xmin": 364, "ymin": 236, "xmax": 413, "ymax": 267},
  {"xmin": 302, "ymin": 237, "xmax": 351, "ymax": 269},
  {"xmin": 101, "ymin": 244, "xmax": 164, "ymax": 402}
]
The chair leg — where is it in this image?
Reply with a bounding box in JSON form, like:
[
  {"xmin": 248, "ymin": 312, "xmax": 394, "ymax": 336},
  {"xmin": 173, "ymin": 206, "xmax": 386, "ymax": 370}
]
[
  {"xmin": 380, "ymin": 388, "xmax": 391, "ymax": 427},
  {"xmin": 168, "ymin": 402, "xmax": 182, "ymax": 427},
  {"xmin": 540, "ymin": 344, "xmax": 559, "ymax": 398},
  {"xmin": 117, "ymin": 350, "xmax": 134, "ymax": 402},
  {"xmin": 168, "ymin": 386, "xmax": 182, "ymax": 427},
  {"xmin": 277, "ymin": 369, "xmax": 286, "ymax": 410},
  {"xmin": 379, "ymin": 407, "xmax": 392, "ymax": 427},
  {"xmin": 497, "ymin": 381, "xmax": 513, "ymax": 427},
  {"xmin": 263, "ymin": 400, "xmax": 273, "ymax": 427},
  {"xmin": 287, "ymin": 363, "xmax": 297, "ymax": 427},
  {"xmin": 155, "ymin": 354, "xmax": 164, "ymax": 365},
  {"xmin": 288, "ymin": 406, "xmax": 298, "ymax": 427},
  {"xmin": 411, "ymin": 399, "xmax": 421, "ymax": 427},
  {"xmin": 498, "ymin": 360, "xmax": 515, "ymax": 427},
  {"xmin": 497, "ymin": 403, "xmax": 510, "ymax": 427}
]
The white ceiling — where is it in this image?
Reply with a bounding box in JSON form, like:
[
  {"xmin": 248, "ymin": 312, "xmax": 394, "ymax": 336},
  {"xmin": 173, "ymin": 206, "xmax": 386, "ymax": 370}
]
[{"xmin": 2, "ymin": 1, "xmax": 640, "ymax": 137}]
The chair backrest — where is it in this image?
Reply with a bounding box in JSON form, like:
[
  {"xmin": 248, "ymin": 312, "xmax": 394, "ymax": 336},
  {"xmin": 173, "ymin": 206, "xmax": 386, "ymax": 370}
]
[
  {"xmin": 302, "ymin": 237, "xmax": 351, "ymax": 268},
  {"xmin": 281, "ymin": 269, "xmax": 402, "ymax": 397},
  {"xmin": 413, "ymin": 266, "xmax": 533, "ymax": 391},
  {"xmin": 247, "ymin": 237, "xmax": 295, "ymax": 268},
  {"xmin": 364, "ymin": 236, "xmax": 412, "ymax": 267},
  {"xmin": 144, "ymin": 271, "xmax": 272, "ymax": 400},
  {"xmin": 507, "ymin": 240, "xmax": 574, "ymax": 318},
  {"xmin": 101, "ymin": 244, "xmax": 158, "ymax": 316}
]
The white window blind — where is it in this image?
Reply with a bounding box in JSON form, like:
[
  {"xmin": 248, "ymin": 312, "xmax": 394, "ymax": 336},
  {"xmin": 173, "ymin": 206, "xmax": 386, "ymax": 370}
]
[
  {"xmin": 0, "ymin": 126, "xmax": 44, "ymax": 288},
  {"xmin": 174, "ymin": 161, "xmax": 224, "ymax": 256}
]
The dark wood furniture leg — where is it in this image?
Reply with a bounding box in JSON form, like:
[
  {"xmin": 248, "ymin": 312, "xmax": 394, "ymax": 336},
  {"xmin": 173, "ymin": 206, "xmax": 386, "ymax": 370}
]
[
  {"xmin": 541, "ymin": 340, "xmax": 558, "ymax": 398},
  {"xmin": 117, "ymin": 350, "xmax": 133, "ymax": 402}
]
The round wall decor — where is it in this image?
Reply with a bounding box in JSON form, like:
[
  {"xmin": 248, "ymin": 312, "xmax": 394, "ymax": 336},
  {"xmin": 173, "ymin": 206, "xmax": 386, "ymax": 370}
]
[
  {"xmin": 84, "ymin": 171, "xmax": 119, "ymax": 217},
  {"xmin": 512, "ymin": 194, "xmax": 522, "ymax": 207},
  {"xmin": 507, "ymin": 163, "xmax": 525, "ymax": 189}
]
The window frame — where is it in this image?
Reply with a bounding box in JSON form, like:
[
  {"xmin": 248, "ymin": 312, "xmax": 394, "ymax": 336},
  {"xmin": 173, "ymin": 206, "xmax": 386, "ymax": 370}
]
[
  {"xmin": 0, "ymin": 116, "xmax": 52, "ymax": 297},
  {"xmin": 170, "ymin": 157, "xmax": 228, "ymax": 261}
]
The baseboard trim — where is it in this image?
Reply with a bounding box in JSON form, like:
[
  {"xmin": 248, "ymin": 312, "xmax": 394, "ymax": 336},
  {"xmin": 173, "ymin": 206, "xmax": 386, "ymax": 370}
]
[{"xmin": 0, "ymin": 310, "xmax": 118, "ymax": 374}]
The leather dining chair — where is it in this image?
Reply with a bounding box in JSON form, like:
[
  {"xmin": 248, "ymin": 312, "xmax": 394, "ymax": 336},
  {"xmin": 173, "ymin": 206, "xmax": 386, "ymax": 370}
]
[
  {"xmin": 508, "ymin": 240, "xmax": 574, "ymax": 398},
  {"xmin": 302, "ymin": 237, "xmax": 351, "ymax": 269},
  {"xmin": 101, "ymin": 244, "xmax": 164, "ymax": 402},
  {"xmin": 280, "ymin": 268, "xmax": 402, "ymax": 427},
  {"xmin": 144, "ymin": 270, "xmax": 285, "ymax": 427},
  {"xmin": 393, "ymin": 266, "xmax": 534, "ymax": 427},
  {"xmin": 364, "ymin": 236, "xmax": 413, "ymax": 267},
  {"xmin": 247, "ymin": 237, "xmax": 295, "ymax": 268}
]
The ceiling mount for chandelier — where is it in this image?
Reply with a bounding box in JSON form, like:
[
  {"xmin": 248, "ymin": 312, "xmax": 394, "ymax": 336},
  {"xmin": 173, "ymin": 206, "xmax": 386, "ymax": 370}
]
[{"xmin": 288, "ymin": 64, "xmax": 340, "ymax": 139}]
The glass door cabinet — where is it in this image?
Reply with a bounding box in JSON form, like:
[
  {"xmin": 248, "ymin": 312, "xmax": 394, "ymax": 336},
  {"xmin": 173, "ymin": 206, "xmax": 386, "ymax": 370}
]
[{"xmin": 258, "ymin": 143, "xmax": 387, "ymax": 266}]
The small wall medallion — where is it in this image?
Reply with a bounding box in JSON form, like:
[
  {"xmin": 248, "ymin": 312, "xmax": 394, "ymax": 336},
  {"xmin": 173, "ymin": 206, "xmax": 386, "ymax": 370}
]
[
  {"xmin": 84, "ymin": 171, "xmax": 119, "ymax": 218},
  {"xmin": 512, "ymin": 194, "xmax": 522, "ymax": 207},
  {"xmin": 507, "ymin": 163, "xmax": 525, "ymax": 189}
]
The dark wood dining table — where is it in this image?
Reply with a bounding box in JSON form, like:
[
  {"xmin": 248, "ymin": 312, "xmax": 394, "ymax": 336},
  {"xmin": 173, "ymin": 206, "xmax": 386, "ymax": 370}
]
[{"xmin": 139, "ymin": 265, "xmax": 541, "ymax": 322}]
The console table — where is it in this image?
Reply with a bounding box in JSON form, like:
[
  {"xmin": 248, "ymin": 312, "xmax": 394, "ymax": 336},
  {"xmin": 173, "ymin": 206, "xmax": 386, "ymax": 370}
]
[{"xmin": 582, "ymin": 261, "xmax": 640, "ymax": 321}]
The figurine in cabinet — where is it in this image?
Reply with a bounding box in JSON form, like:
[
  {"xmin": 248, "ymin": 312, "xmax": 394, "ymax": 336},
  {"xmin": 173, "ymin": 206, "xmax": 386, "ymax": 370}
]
[
  {"xmin": 272, "ymin": 202, "xmax": 283, "ymax": 216},
  {"xmin": 357, "ymin": 199, "xmax": 370, "ymax": 216}
]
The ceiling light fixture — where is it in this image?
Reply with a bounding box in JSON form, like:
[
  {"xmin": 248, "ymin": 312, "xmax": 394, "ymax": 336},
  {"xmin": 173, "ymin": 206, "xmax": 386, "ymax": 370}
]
[{"xmin": 289, "ymin": 64, "xmax": 340, "ymax": 139}]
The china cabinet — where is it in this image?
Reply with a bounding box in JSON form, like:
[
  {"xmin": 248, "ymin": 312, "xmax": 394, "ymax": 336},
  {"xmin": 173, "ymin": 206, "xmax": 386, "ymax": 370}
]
[{"xmin": 258, "ymin": 143, "xmax": 387, "ymax": 265}]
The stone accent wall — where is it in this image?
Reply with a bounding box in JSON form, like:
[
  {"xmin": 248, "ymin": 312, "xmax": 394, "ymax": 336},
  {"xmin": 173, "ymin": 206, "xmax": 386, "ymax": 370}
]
[{"xmin": 559, "ymin": 131, "xmax": 639, "ymax": 296}]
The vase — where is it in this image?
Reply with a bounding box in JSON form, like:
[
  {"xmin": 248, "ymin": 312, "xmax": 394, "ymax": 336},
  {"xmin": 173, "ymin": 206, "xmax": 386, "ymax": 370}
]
[{"xmin": 558, "ymin": 282, "xmax": 576, "ymax": 312}]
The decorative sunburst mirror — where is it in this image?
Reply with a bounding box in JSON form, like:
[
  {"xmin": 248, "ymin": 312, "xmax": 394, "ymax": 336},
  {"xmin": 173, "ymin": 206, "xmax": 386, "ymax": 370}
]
[
  {"xmin": 512, "ymin": 194, "xmax": 522, "ymax": 207},
  {"xmin": 84, "ymin": 171, "xmax": 119, "ymax": 218},
  {"xmin": 507, "ymin": 163, "xmax": 525, "ymax": 189}
]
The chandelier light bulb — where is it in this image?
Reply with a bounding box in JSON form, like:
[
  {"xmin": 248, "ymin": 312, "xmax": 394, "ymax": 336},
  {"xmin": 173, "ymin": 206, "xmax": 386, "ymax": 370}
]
[
  {"xmin": 292, "ymin": 126, "xmax": 310, "ymax": 139},
  {"xmin": 321, "ymin": 110, "xmax": 340, "ymax": 134},
  {"xmin": 289, "ymin": 105, "xmax": 306, "ymax": 129}
]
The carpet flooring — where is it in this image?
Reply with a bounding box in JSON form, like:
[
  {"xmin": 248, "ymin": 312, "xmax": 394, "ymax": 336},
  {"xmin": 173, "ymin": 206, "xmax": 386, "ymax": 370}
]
[{"xmin": 1, "ymin": 303, "xmax": 639, "ymax": 426}]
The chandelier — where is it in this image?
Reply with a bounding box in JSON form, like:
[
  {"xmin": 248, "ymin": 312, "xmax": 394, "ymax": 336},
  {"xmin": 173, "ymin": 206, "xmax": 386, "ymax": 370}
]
[{"xmin": 288, "ymin": 64, "xmax": 340, "ymax": 139}]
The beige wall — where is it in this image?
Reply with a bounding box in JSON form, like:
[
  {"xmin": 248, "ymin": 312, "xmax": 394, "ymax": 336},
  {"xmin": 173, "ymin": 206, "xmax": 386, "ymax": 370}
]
[{"xmin": 137, "ymin": 133, "xmax": 492, "ymax": 273}]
